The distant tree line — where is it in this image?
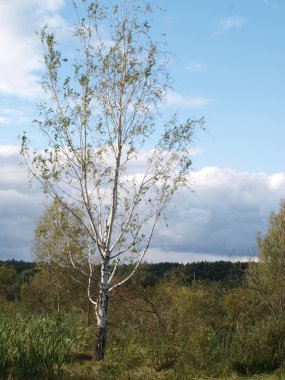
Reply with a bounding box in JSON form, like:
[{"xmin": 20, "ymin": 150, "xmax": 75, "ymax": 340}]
[{"xmin": 0, "ymin": 259, "xmax": 247, "ymax": 295}]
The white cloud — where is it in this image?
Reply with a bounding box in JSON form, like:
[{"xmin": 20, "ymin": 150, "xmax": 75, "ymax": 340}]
[
  {"xmin": 0, "ymin": 0, "xmax": 66, "ymax": 99},
  {"xmin": 150, "ymin": 167, "xmax": 285, "ymax": 261},
  {"xmin": 0, "ymin": 107, "xmax": 32, "ymax": 128},
  {"xmin": 166, "ymin": 91, "xmax": 212, "ymax": 108},
  {"xmin": 0, "ymin": 189, "xmax": 44, "ymax": 260},
  {"xmin": 0, "ymin": 117, "xmax": 10, "ymax": 125},
  {"xmin": 186, "ymin": 62, "xmax": 207, "ymax": 72},
  {"xmin": 2, "ymin": 147, "xmax": 285, "ymax": 262},
  {"xmin": 268, "ymin": 173, "xmax": 285, "ymax": 190},
  {"xmin": 146, "ymin": 248, "xmax": 242, "ymax": 263},
  {"xmin": 0, "ymin": 145, "xmax": 19, "ymax": 157},
  {"xmin": 214, "ymin": 16, "xmax": 246, "ymax": 35},
  {"xmin": 0, "ymin": 147, "xmax": 44, "ymax": 260}
]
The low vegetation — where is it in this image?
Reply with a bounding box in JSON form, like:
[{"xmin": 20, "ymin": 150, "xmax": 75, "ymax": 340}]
[
  {"xmin": 0, "ymin": 260, "xmax": 284, "ymax": 379},
  {"xmin": 0, "ymin": 313, "xmax": 84, "ymax": 379}
]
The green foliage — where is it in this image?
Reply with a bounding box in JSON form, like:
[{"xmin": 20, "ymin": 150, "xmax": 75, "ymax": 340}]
[
  {"xmin": 2, "ymin": 259, "xmax": 247, "ymax": 290},
  {"xmin": 116, "ymin": 261, "xmax": 247, "ymax": 288},
  {"xmin": 229, "ymin": 318, "xmax": 285, "ymax": 374},
  {"xmin": 103, "ymin": 279, "xmax": 285, "ymax": 377},
  {"xmin": 33, "ymin": 200, "xmax": 88, "ymax": 266},
  {"xmin": 0, "ymin": 265, "xmax": 18, "ymax": 302},
  {"xmin": 0, "ymin": 313, "xmax": 84, "ymax": 379},
  {"xmin": 3, "ymin": 252, "xmax": 285, "ymax": 378},
  {"xmin": 247, "ymin": 201, "xmax": 285, "ymax": 319},
  {"xmin": 2, "ymin": 268, "xmax": 285, "ymax": 378},
  {"xmin": 0, "ymin": 260, "xmax": 35, "ymax": 275},
  {"xmin": 101, "ymin": 282, "xmax": 228, "ymax": 377}
]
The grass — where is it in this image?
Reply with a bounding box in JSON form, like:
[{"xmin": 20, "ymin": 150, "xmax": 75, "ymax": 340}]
[{"xmin": 0, "ymin": 313, "xmax": 85, "ymax": 379}]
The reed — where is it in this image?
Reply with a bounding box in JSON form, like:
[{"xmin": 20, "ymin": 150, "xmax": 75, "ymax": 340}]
[{"xmin": 0, "ymin": 313, "xmax": 83, "ymax": 379}]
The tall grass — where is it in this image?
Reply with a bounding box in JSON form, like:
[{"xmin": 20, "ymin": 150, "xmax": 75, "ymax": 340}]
[{"xmin": 0, "ymin": 313, "xmax": 83, "ymax": 379}]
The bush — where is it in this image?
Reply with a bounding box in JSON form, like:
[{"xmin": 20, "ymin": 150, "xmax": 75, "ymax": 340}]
[{"xmin": 230, "ymin": 318, "xmax": 285, "ymax": 375}]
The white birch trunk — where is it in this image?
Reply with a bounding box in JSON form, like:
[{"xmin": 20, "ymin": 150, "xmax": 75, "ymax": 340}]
[{"xmin": 94, "ymin": 256, "xmax": 110, "ymax": 360}]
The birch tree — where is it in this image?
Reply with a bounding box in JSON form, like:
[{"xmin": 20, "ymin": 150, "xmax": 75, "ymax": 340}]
[{"xmin": 21, "ymin": 0, "xmax": 204, "ymax": 360}]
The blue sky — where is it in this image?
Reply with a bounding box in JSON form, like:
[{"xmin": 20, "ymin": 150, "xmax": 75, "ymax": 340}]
[
  {"xmin": 1, "ymin": 0, "xmax": 285, "ymax": 262},
  {"xmin": 158, "ymin": 0, "xmax": 285, "ymax": 173}
]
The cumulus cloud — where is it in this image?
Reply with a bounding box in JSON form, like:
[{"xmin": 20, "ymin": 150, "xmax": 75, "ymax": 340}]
[
  {"xmin": 2, "ymin": 147, "xmax": 285, "ymax": 262},
  {"xmin": 0, "ymin": 190, "xmax": 44, "ymax": 260},
  {"xmin": 0, "ymin": 0, "xmax": 66, "ymax": 99},
  {"xmin": 150, "ymin": 167, "xmax": 285, "ymax": 261},
  {"xmin": 0, "ymin": 145, "xmax": 20, "ymax": 158},
  {"xmin": 166, "ymin": 91, "xmax": 212, "ymax": 109},
  {"xmin": 0, "ymin": 147, "xmax": 44, "ymax": 260},
  {"xmin": 214, "ymin": 16, "xmax": 246, "ymax": 35}
]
